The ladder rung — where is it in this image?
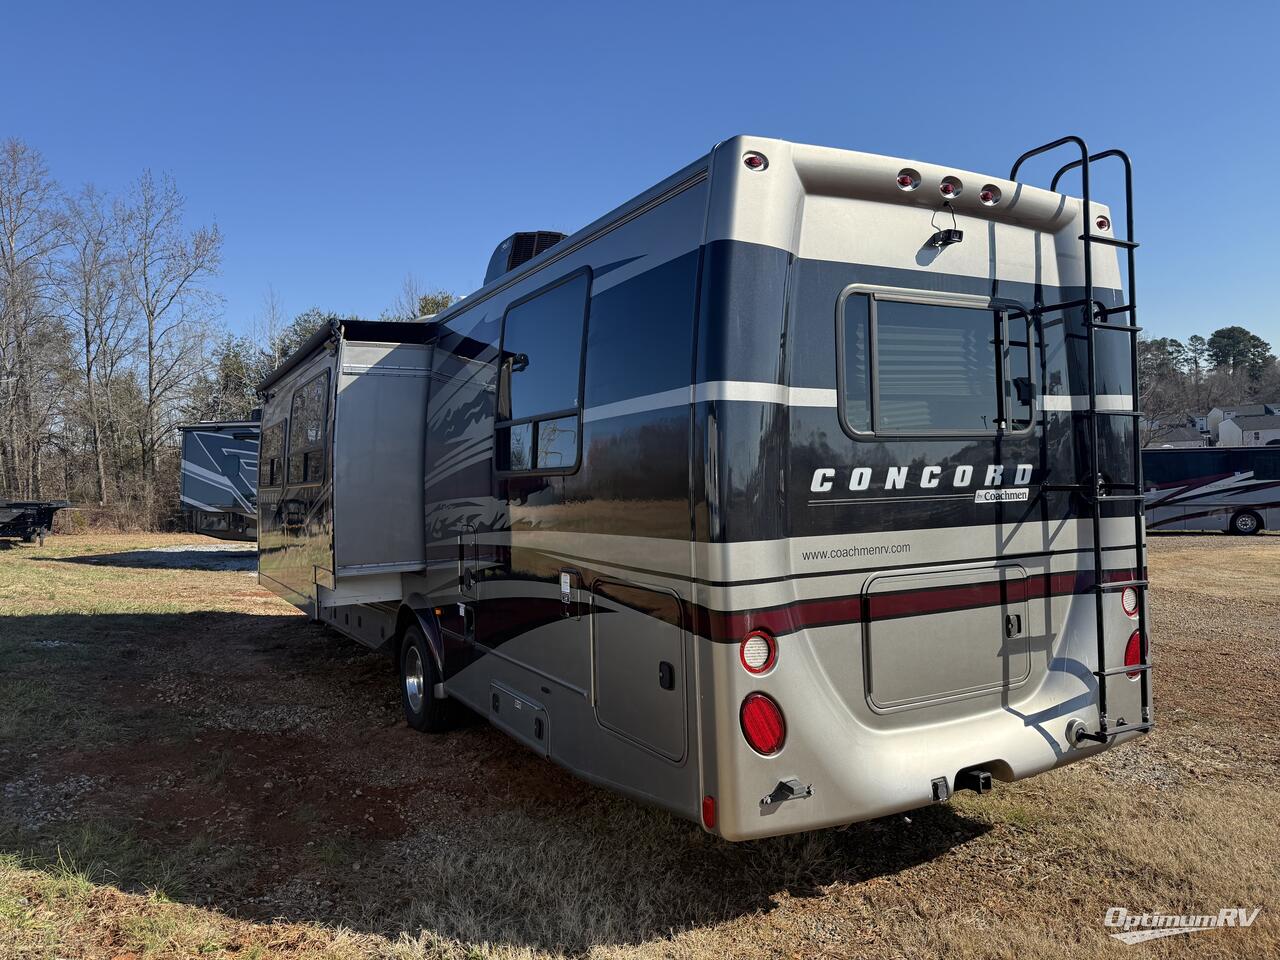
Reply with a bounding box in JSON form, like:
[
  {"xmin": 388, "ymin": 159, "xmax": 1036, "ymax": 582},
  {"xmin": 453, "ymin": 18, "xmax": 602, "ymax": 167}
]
[
  {"xmin": 1095, "ymin": 579, "xmax": 1148, "ymax": 592},
  {"xmin": 1094, "ymin": 663, "xmax": 1152, "ymax": 678},
  {"xmin": 1090, "ymin": 493, "xmax": 1146, "ymax": 502},
  {"xmin": 1076, "ymin": 720, "xmax": 1153, "ymax": 743},
  {"xmin": 1089, "ymin": 409, "xmax": 1142, "ymax": 417},
  {"xmin": 1086, "ymin": 320, "xmax": 1142, "ymax": 332},
  {"xmin": 1080, "ymin": 234, "xmax": 1140, "ymax": 249}
]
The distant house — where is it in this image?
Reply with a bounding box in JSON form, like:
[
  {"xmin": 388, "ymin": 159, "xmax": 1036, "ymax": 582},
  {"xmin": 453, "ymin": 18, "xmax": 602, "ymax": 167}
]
[
  {"xmin": 1147, "ymin": 425, "xmax": 1207, "ymax": 448},
  {"xmin": 1218, "ymin": 414, "xmax": 1280, "ymax": 447},
  {"xmin": 1207, "ymin": 403, "xmax": 1278, "ymax": 442}
]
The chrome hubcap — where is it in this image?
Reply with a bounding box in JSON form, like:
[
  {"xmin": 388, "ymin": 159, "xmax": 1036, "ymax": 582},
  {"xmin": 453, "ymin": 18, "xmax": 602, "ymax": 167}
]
[
  {"xmin": 404, "ymin": 646, "xmax": 425, "ymax": 713},
  {"xmin": 1238, "ymin": 515, "xmax": 1257, "ymax": 532}
]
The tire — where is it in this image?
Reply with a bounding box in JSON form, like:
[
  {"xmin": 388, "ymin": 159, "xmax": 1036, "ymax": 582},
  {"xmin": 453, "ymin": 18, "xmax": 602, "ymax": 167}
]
[
  {"xmin": 1231, "ymin": 511, "xmax": 1262, "ymax": 535},
  {"xmin": 398, "ymin": 624, "xmax": 459, "ymax": 733}
]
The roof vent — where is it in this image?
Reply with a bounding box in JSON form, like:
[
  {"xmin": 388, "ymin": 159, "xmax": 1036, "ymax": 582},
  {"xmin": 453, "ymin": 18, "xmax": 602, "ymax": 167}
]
[{"xmin": 484, "ymin": 231, "xmax": 566, "ymax": 285}]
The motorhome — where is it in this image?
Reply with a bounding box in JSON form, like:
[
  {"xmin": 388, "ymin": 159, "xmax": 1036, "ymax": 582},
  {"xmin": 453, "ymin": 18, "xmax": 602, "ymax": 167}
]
[
  {"xmin": 1144, "ymin": 446, "xmax": 1280, "ymax": 534},
  {"xmin": 257, "ymin": 135, "xmax": 1152, "ymax": 841},
  {"xmin": 179, "ymin": 420, "xmax": 260, "ymax": 540}
]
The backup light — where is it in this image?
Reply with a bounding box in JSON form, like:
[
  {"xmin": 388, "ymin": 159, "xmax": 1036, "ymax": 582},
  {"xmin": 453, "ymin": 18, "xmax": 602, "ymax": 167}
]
[
  {"xmin": 739, "ymin": 630, "xmax": 777, "ymax": 674},
  {"xmin": 1121, "ymin": 587, "xmax": 1139, "ymax": 618},
  {"xmin": 740, "ymin": 693, "xmax": 786, "ymax": 755}
]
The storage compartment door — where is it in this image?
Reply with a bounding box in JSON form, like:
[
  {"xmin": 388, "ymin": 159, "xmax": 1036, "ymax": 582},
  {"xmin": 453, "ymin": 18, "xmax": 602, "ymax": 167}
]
[
  {"xmin": 592, "ymin": 581, "xmax": 687, "ymax": 762},
  {"xmin": 864, "ymin": 564, "xmax": 1030, "ymax": 712}
]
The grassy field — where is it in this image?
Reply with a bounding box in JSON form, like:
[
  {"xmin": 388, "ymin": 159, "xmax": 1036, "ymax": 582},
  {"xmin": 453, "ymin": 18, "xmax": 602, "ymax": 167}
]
[{"xmin": 1, "ymin": 532, "xmax": 1277, "ymax": 959}]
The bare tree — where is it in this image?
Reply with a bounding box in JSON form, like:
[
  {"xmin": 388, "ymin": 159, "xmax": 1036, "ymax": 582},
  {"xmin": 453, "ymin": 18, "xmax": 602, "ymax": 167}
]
[
  {"xmin": 52, "ymin": 184, "xmax": 126, "ymax": 504},
  {"xmin": 383, "ymin": 272, "xmax": 453, "ymax": 320},
  {"xmin": 0, "ymin": 139, "xmax": 64, "ymax": 497},
  {"xmin": 119, "ymin": 170, "xmax": 222, "ymax": 523}
]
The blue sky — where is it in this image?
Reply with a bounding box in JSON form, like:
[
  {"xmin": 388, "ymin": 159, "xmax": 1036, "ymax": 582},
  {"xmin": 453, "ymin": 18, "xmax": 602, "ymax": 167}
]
[{"xmin": 4, "ymin": 1, "xmax": 1276, "ymax": 346}]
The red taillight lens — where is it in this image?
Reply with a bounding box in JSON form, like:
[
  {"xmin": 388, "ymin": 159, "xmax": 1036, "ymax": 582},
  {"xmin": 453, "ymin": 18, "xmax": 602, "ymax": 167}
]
[
  {"xmin": 739, "ymin": 630, "xmax": 777, "ymax": 674},
  {"xmin": 740, "ymin": 693, "xmax": 786, "ymax": 755},
  {"xmin": 1124, "ymin": 630, "xmax": 1143, "ymax": 679},
  {"xmin": 701, "ymin": 794, "xmax": 716, "ymax": 829},
  {"xmin": 1121, "ymin": 587, "xmax": 1139, "ymax": 618}
]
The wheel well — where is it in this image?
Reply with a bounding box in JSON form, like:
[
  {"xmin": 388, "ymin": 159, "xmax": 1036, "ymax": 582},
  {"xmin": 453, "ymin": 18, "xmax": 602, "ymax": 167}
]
[{"xmin": 394, "ymin": 603, "xmax": 444, "ymax": 672}]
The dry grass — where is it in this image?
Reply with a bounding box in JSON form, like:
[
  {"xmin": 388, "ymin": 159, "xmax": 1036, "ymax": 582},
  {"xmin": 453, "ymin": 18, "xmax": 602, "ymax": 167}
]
[{"xmin": 0, "ymin": 532, "xmax": 1277, "ymax": 958}]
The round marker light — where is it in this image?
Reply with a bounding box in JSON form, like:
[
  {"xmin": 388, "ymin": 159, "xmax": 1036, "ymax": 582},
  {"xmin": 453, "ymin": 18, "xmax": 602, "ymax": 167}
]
[
  {"xmin": 1096, "ymin": 215, "xmax": 1111, "ymax": 231},
  {"xmin": 979, "ymin": 184, "xmax": 1002, "ymax": 205},
  {"xmin": 940, "ymin": 182, "xmax": 955, "ymax": 196},
  {"xmin": 743, "ymin": 152, "xmax": 767, "ymax": 170},
  {"xmin": 896, "ymin": 168, "xmax": 920, "ymax": 191},
  {"xmin": 1121, "ymin": 587, "xmax": 1139, "ymax": 618},
  {"xmin": 739, "ymin": 630, "xmax": 777, "ymax": 674},
  {"xmin": 1124, "ymin": 630, "xmax": 1143, "ymax": 679},
  {"xmin": 898, "ymin": 174, "xmax": 914, "ymax": 187},
  {"xmin": 740, "ymin": 693, "xmax": 786, "ymax": 755},
  {"xmin": 939, "ymin": 176, "xmax": 963, "ymax": 198}
]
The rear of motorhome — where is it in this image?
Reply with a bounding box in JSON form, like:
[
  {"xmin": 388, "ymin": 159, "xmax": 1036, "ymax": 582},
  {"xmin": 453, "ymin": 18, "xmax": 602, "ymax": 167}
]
[
  {"xmin": 180, "ymin": 420, "xmax": 259, "ymax": 540},
  {"xmin": 1144, "ymin": 446, "xmax": 1280, "ymax": 534},
  {"xmin": 258, "ymin": 135, "xmax": 1152, "ymax": 840}
]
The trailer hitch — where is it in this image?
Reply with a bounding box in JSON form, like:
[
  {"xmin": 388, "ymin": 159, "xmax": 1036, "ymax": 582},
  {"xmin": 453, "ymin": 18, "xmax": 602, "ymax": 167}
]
[{"xmin": 760, "ymin": 778, "xmax": 814, "ymax": 808}]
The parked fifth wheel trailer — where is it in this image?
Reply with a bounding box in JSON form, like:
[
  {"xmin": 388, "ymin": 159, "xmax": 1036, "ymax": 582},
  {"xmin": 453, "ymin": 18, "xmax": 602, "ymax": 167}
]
[
  {"xmin": 257, "ymin": 135, "xmax": 1152, "ymax": 841},
  {"xmin": 179, "ymin": 420, "xmax": 260, "ymax": 540}
]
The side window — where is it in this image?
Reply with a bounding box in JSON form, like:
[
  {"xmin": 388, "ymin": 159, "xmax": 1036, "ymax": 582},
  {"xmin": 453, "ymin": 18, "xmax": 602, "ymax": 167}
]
[
  {"xmin": 287, "ymin": 371, "xmax": 330, "ymax": 485},
  {"xmin": 497, "ymin": 271, "xmax": 590, "ymax": 473},
  {"xmin": 259, "ymin": 421, "xmax": 286, "ymax": 488},
  {"xmin": 839, "ymin": 293, "xmax": 1033, "ymax": 437},
  {"xmin": 1253, "ymin": 450, "xmax": 1280, "ymax": 480}
]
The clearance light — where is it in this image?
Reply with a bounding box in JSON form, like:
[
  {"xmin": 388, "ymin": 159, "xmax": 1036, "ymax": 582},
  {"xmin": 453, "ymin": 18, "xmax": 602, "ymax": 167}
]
[
  {"xmin": 940, "ymin": 176, "xmax": 963, "ymax": 198},
  {"xmin": 1096, "ymin": 215, "xmax": 1111, "ymax": 231},
  {"xmin": 740, "ymin": 693, "xmax": 786, "ymax": 755},
  {"xmin": 1124, "ymin": 630, "xmax": 1143, "ymax": 679},
  {"xmin": 739, "ymin": 630, "xmax": 777, "ymax": 674},
  {"xmin": 896, "ymin": 168, "xmax": 920, "ymax": 191},
  {"xmin": 979, "ymin": 185, "xmax": 1002, "ymax": 205},
  {"xmin": 940, "ymin": 182, "xmax": 955, "ymax": 196},
  {"xmin": 743, "ymin": 152, "xmax": 767, "ymax": 170},
  {"xmin": 701, "ymin": 795, "xmax": 716, "ymax": 829},
  {"xmin": 1121, "ymin": 587, "xmax": 1139, "ymax": 618}
]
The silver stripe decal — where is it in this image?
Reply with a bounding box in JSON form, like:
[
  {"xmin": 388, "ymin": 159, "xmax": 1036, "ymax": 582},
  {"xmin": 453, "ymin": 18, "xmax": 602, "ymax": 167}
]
[
  {"xmin": 583, "ymin": 384, "xmax": 1135, "ymax": 423},
  {"xmin": 1041, "ymin": 394, "xmax": 1134, "ymax": 412},
  {"xmin": 583, "ymin": 381, "xmax": 839, "ymax": 423}
]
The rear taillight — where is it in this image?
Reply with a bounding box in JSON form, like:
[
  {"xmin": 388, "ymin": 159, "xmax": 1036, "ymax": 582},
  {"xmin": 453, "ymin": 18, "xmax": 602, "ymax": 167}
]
[
  {"xmin": 1121, "ymin": 587, "xmax": 1139, "ymax": 618},
  {"xmin": 739, "ymin": 630, "xmax": 777, "ymax": 674},
  {"xmin": 701, "ymin": 794, "xmax": 716, "ymax": 829},
  {"xmin": 1124, "ymin": 630, "xmax": 1143, "ymax": 679},
  {"xmin": 740, "ymin": 693, "xmax": 786, "ymax": 755}
]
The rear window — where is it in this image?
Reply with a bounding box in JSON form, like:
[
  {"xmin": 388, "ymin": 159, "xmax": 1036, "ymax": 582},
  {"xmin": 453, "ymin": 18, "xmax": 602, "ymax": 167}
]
[{"xmin": 839, "ymin": 293, "xmax": 1033, "ymax": 436}]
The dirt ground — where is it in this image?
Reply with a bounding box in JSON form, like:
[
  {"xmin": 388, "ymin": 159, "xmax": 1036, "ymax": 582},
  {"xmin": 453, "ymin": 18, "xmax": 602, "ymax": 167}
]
[{"xmin": 1, "ymin": 532, "xmax": 1277, "ymax": 959}]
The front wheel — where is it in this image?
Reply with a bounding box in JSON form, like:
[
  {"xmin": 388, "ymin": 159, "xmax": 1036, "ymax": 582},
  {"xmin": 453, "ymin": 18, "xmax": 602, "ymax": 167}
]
[
  {"xmin": 1231, "ymin": 511, "xmax": 1262, "ymax": 535},
  {"xmin": 398, "ymin": 624, "xmax": 460, "ymax": 733}
]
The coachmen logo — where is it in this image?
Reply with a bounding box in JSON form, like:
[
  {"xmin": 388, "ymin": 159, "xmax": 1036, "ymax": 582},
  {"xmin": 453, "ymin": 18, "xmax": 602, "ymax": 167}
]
[{"xmin": 810, "ymin": 463, "xmax": 1035, "ymax": 495}]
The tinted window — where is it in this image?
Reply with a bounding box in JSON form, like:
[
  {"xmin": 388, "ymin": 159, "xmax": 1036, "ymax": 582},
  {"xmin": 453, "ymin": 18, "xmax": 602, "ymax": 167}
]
[
  {"xmin": 259, "ymin": 421, "xmax": 285, "ymax": 487},
  {"xmin": 502, "ymin": 272, "xmax": 590, "ymax": 421},
  {"xmin": 840, "ymin": 294, "xmax": 872, "ymax": 432},
  {"xmin": 498, "ymin": 272, "xmax": 590, "ymax": 474},
  {"xmin": 1255, "ymin": 450, "xmax": 1280, "ymax": 480},
  {"xmin": 287, "ymin": 371, "xmax": 329, "ymax": 484},
  {"xmin": 876, "ymin": 300, "xmax": 999, "ymax": 433}
]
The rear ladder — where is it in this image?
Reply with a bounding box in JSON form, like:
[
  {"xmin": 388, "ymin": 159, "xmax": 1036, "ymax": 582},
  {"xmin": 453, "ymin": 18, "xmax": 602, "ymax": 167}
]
[{"xmin": 1010, "ymin": 136, "xmax": 1153, "ymax": 744}]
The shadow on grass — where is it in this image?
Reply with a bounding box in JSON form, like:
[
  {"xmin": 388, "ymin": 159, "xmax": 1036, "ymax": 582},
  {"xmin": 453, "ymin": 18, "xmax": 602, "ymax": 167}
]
[
  {"xmin": 44, "ymin": 545, "xmax": 257, "ymax": 572},
  {"xmin": 0, "ymin": 610, "xmax": 989, "ymax": 954}
]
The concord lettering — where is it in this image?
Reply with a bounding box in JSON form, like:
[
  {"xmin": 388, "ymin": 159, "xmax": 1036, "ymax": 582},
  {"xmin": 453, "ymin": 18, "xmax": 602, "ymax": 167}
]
[{"xmin": 810, "ymin": 463, "xmax": 1035, "ymax": 493}]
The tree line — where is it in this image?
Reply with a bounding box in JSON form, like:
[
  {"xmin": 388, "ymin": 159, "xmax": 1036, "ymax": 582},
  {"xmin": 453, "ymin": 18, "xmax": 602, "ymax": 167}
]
[
  {"xmin": 1139, "ymin": 326, "xmax": 1278, "ymax": 444},
  {"xmin": 0, "ymin": 138, "xmax": 450, "ymax": 529}
]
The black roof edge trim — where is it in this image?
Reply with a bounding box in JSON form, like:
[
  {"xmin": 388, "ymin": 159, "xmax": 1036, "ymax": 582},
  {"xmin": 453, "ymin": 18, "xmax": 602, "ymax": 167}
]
[{"xmin": 257, "ymin": 319, "xmax": 436, "ymax": 395}]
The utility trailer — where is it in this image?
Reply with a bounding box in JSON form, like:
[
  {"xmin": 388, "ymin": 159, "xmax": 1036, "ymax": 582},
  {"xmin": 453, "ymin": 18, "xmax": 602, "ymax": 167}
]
[
  {"xmin": 259, "ymin": 134, "xmax": 1152, "ymax": 841},
  {"xmin": 179, "ymin": 420, "xmax": 260, "ymax": 541},
  {"xmin": 0, "ymin": 499, "xmax": 70, "ymax": 545}
]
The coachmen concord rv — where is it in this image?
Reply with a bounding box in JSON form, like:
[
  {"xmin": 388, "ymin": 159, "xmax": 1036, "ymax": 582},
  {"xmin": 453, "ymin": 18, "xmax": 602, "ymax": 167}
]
[{"xmin": 257, "ymin": 135, "xmax": 1152, "ymax": 841}]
